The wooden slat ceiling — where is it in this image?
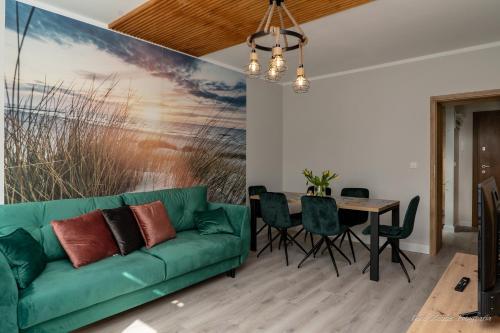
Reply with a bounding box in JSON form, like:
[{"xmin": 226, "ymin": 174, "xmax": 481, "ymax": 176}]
[{"xmin": 109, "ymin": 0, "xmax": 372, "ymax": 57}]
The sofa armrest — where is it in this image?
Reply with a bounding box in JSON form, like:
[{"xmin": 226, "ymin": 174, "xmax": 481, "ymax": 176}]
[
  {"xmin": 207, "ymin": 202, "xmax": 250, "ymax": 264},
  {"xmin": 0, "ymin": 252, "xmax": 19, "ymax": 332}
]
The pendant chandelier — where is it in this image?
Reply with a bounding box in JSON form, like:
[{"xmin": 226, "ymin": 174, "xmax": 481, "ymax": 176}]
[{"xmin": 246, "ymin": 0, "xmax": 310, "ymax": 93}]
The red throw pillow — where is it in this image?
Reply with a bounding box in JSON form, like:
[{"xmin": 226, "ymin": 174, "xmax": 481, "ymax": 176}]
[
  {"xmin": 52, "ymin": 210, "xmax": 119, "ymax": 268},
  {"xmin": 130, "ymin": 201, "xmax": 176, "ymax": 248}
]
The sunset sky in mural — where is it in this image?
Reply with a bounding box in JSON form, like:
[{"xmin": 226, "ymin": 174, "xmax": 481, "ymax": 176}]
[{"xmin": 4, "ymin": 0, "xmax": 246, "ymax": 141}]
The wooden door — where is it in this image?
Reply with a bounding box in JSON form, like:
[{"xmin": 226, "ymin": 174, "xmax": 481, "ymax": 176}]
[{"xmin": 473, "ymin": 111, "xmax": 500, "ymax": 227}]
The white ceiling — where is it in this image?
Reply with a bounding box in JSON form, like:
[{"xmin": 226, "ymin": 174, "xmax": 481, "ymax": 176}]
[
  {"xmin": 26, "ymin": 0, "xmax": 500, "ymax": 82},
  {"xmin": 24, "ymin": 0, "xmax": 147, "ymax": 26},
  {"xmin": 203, "ymin": 0, "xmax": 500, "ymax": 81}
]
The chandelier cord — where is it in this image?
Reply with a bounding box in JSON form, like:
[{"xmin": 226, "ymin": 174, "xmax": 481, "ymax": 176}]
[
  {"xmin": 281, "ymin": 3, "xmax": 307, "ymax": 43},
  {"xmin": 278, "ymin": 6, "xmax": 289, "ymax": 48},
  {"xmin": 264, "ymin": 1, "xmax": 276, "ymax": 33}
]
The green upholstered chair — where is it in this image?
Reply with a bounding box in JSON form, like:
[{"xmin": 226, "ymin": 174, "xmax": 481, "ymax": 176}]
[
  {"xmin": 336, "ymin": 188, "xmax": 370, "ymax": 262},
  {"xmin": 361, "ymin": 196, "xmax": 420, "ymax": 283},
  {"xmin": 248, "ymin": 185, "xmax": 270, "ymax": 240},
  {"xmin": 258, "ymin": 192, "xmax": 307, "ymax": 266},
  {"xmin": 298, "ymin": 196, "xmax": 352, "ymax": 277}
]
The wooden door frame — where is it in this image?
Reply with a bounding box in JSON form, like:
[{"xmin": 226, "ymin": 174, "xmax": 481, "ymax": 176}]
[{"xmin": 430, "ymin": 89, "xmax": 500, "ymax": 256}]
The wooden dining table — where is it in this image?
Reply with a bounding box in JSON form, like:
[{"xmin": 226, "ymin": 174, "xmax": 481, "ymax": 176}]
[{"xmin": 249, "ymin": 192, "xmax": 400, "ymax": 282}]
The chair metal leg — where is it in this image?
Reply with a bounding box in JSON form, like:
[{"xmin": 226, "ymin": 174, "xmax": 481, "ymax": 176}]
[
  {"xmin": 257, "ymin": 224, "xmax": 267, "ymax": 235},
  {"xmin": 325, "ymin": 236, "xmax": 340, "ymax": 277},
  {"xmin": 347, "ymin": 230, "xmax": 356, "ymax": 263},
  {"xmin": 329, "ymin": 239, "xmax": 352, "ymax": 265},
  {"xmin": 298, "ymin": 237, "xmax": 323, "ymax": 268},
  {"xmin": 349, "ymin": 228, "xmax": 370, "ymax": 251},
  {"xmin": 287, "ymin": 232, "xmax": 308, "ymax": 254},
  {"xmin": 362, "ymin": 240, "xmax": 390, "ymax": 274},
  {"xmin": 398, "ymin": 249, "xmax": 416, "ymax": 270},
  {"xmin": 292, "ymin": 227, "xmax": 304, "ymax": 241},
  {"xmin": 257, "ymin": 232, "xmax": 280, "ymax": 257},
  {"xmin": 322, "ymin": 232, "xmax": 344, "ymax": 255},
  {"xmin": 395, "ymin": 250, "xmax": 411, "ymax": 283},
  {"xmin": 268, "ymin": 226, "xmax": 273, "ymax": 252},
  {"xmin": 339, "ymin": 231, "xmax": 346, "ymax": 248},
  {"xmin": 282, "ymin": 230, "xmax": 289, "ymax": 266}
]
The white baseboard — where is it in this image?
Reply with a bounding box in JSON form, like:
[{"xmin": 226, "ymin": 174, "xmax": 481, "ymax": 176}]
[{"xmin": 442, "ymin": 225, "xmax": 455, "ymax": 233}]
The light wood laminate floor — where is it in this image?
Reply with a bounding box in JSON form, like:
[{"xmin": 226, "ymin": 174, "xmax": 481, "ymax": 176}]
[{"xmin": 76, "ymin": 229, "xmax": 477, "ymax": 333}]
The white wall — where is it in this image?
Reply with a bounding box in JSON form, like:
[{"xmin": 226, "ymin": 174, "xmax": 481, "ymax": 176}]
[
  {"xmin": 282, "ymin": 45, "xmax": 500, "ymax": 253},
  {"xmin": 443, "ymin": 106, "xmax": 455, "ymax": 228},
  {"xmin": 246, "ymin": 79, "xmax": 283, "ymax": 192}
]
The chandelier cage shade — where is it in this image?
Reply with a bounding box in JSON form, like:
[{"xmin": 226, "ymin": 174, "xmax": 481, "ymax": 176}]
[{"xmin": 245, "ymin": 0, "xmax": 310, "ymax": 93}]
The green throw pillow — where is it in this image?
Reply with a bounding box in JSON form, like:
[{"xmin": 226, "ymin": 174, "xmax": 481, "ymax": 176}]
[
  {"xmin": 194, "ymin": 208, "xmax": 234, "ymax": 235},
  {"xmin": 0, "ymin": 228, "xmax": 47, "ymax": 289}
]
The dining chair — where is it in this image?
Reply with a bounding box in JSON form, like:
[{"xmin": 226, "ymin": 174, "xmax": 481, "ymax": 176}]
[
  {"xmin": 361, "ymin": 196, "xmax": 420, "ymax": 283},
  {"xmin": 335, "ymin": 188, "xmax": 370, "ymax": 262},
  {"xmin": 298, "ymin": 196, "xmax": 352, "ymax": 277},
  {"xmin": 258, "ymin": 192, "xmax": 308, "ymax": 266},
  {"xmin": 248, "ymin": 185, "xmax": 272, "ymax": 242}
]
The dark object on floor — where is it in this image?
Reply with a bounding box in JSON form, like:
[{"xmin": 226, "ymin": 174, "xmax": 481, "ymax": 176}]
[{"xmin": 454, "ymin": 276, "xmax": 471, "ymax": 292}]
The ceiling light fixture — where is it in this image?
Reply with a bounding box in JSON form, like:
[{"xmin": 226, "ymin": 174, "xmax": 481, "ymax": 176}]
[{"xmin": 246, "ymin": 0, "xmax": 310, "ymax": 93}]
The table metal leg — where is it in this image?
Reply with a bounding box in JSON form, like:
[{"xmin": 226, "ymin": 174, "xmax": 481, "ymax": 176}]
[
  {"xmin": 391, "ymin": 205, "xmax": 400, "ymax": 263},
  {"xmin": 369, "ymin": 212, "xmax": 380, "ymax": 281},
  {"xmin": 250, "ymin": 199, "xmax": 257, "ymax": 252}
]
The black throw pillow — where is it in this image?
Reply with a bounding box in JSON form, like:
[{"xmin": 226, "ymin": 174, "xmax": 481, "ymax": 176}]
[{"xmin": 101, "ymin": 206, "xmax": 144, "ymax": 255}]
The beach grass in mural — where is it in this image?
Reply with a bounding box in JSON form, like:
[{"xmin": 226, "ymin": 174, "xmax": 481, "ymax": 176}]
[{"xmin": 4, "ymin": 0, "xmax": 246, "ymax": 204}]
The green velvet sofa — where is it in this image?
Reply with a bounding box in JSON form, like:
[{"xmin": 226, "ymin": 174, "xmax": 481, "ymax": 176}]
[{"xmin": 0, "ymin": 185, "xmax": 250, "ymax": 333}]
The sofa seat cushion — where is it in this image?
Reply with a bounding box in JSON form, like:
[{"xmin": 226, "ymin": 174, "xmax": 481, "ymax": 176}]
[
  {"xmin": 18, "ymin": 251, "xmax": 165, "ymax": 329},
  {"xmin": 143, "ymin": 230, "xmax": 241, "ymax": 280}
]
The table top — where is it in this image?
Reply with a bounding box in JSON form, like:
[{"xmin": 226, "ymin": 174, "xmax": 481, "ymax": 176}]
[
  {"xmin": 250, "ymin": 192, "xmax": 399, "ymax": 213},
  {"xmin": 407, "ymin": 253, "xmax": 500, "ymax": 333}
]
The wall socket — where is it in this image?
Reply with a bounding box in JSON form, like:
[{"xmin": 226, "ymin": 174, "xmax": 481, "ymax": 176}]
[{"xmin": 410, "ymin": 162, "xmax": 418, "ymax": 169}]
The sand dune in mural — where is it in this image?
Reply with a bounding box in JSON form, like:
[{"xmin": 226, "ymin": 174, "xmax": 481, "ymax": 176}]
[{"xmin": 4, "ymin": 0, "xmax": 246, "ymax": 204}]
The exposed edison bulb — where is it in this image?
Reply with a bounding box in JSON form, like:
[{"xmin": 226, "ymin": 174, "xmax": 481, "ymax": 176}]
[
  {"xmin": 265, "ymin": 62, "xmax": 281, "ymax": 82},
  {"xmin": 245, "ymin": 50, "xmax": 261, "ymax": 78},
  {"xmin": 270, "ymin": 45, "xmax": 287, "ymax": 72},
  {"xmin": 292, "ymin": 66, "xmax": 310, "ymax": 93}
]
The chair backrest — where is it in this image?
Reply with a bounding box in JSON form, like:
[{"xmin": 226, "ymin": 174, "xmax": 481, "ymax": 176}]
[
  {"xmin": 260, "ymin": 192, "xmax": 292, "ymax": 229},
  {"xmin": 301, "ymin": 196, "xmax": 342, "ymax": 236},
  {"xmin": 338, "ymin": 188, "xmax": 369, "ymax": 226},
  {"xmin": 306, "ymin": 186, "xmax": 332, "ymax": 196},
  {"xmin": 248, "ymin": 185, "xmax": 268, "ymax": 197},
  {"xmin": 248, "ymin": 185, "xmax": 267, "ymax": 218},
  {"xmin": 400, "ymin": 196, "xmax": 420, "ymax": 238}
]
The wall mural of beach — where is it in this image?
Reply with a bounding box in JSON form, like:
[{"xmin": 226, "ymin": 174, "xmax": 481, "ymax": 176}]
[{"xmin": 3, "ymin": 0, "xmax": 246, "ymax": 204}]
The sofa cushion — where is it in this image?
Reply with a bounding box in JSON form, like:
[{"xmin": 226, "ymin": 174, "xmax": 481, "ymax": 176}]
[
  {"xmin": 102, "ymin": 206, "xmax": 144, "ymax": 255},
  {"xmin": 40, "ymin": 225, "xmax": 67, "ymax": 261},
  {"xmin": 122, "ymin": 186, "xmax": 207, "ymax": 232},
  {"xmin": 18, "ymin": 251, "xmax": 166, "ymax": 329},
  {"xmin": 130, "ymin": 201, "xmax": 176, "ymax": 249},
  {"xmin": 52, "ymin": 210, "xmax": 119, "ymax": 268},
  {"xmin": 142, "ymin": 230, "xmax": 241, "ymax": 279},
  {"xmin": 194, "ymin": 207, "xmax": 235, "ymax": 235},
  {"xmin": 0, "ymin": 228, "xmax": 47, "ymax": 289}
]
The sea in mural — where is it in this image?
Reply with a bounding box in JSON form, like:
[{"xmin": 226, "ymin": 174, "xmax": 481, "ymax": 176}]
[{"xmin": 3, "ymin": 0, "xmax": 246, "ymax": 204}]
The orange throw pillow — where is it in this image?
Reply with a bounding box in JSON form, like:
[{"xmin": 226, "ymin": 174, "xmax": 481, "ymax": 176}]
[
  {"xmin": 130, "ymin": 201, "xmax": 176, "ymax": 248},
  {"xmin": 52, "ymin": 210, "xmax": 119, "ymax": 268}
]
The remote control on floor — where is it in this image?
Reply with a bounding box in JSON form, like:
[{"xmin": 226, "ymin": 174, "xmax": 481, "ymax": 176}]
[{"xmin": 454, "ymin": 277, "xmax": 470, "ymax": 292}]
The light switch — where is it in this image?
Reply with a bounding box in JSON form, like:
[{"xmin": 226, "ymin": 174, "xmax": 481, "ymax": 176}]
[{"xmin": 410, "ymin": 162, "xmax": 418, "ymax": 169}]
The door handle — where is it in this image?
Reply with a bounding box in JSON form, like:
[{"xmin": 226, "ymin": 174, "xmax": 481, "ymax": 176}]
[{"xmin": 481, "ymin": 164, "xmax": 491, "ymax": 169}]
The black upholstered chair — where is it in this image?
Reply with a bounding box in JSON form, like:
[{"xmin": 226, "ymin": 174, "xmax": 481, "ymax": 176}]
[
  {"xmin": 258, "ymin": 192, "xmax": 308, "ymax": 266},
  {"xmin": 336, "ymin": 188, "xmax": 370, "ymax": 262},
  {"xmin": 361, "ymin": 196, "xmax": 420, "ymax": 283},
  {"xmin": 298, "ymin": 196, "xmax": 352, "ymax": 277}
]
